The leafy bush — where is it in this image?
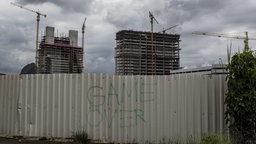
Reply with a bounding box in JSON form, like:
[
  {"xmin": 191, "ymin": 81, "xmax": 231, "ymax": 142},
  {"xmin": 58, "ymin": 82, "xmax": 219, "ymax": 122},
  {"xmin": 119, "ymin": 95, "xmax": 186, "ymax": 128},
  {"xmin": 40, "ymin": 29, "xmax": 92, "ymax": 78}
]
[
  {"xmin": 72, "ymin": 130, "xmax": 90, "ymax": 144},
  {"xmin": 225, "ymin": 51, "xmax": 256, "ymax": 143}
]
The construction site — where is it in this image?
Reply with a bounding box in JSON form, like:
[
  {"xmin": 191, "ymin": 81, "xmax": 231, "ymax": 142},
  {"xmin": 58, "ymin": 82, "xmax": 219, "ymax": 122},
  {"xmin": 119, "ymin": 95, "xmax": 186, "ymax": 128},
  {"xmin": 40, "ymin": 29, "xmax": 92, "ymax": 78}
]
[
  {"xmin": 11, "ymin": 1, "xmax": 181, "ymax": 75},
  {"xmin": 38, "ymin": 26, "xmax": 83, "ymax": 74},
  {"xmin": 115, "ymin": 30, "xmax": 180, "ymax": 75}
]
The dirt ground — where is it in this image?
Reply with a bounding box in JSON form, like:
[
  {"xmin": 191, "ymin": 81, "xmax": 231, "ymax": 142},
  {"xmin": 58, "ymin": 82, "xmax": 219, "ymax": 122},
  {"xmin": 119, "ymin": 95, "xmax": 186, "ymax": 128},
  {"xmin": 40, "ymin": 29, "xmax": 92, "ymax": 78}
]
[{"xmin": 0, "ymin": 137, "xmax": 74, "ymax": 144}]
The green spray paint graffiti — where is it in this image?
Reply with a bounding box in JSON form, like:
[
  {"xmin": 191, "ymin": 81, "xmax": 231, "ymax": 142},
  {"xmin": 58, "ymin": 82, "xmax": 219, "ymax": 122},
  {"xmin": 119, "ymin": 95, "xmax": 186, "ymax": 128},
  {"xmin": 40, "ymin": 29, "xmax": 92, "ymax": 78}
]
[
  {"xmin": 86, "ymin": 80, "xmax": 157, "ymax": 128},
  {"xmin": 88, "ymin": 108, "xmax": 146, "ymax": 128}
]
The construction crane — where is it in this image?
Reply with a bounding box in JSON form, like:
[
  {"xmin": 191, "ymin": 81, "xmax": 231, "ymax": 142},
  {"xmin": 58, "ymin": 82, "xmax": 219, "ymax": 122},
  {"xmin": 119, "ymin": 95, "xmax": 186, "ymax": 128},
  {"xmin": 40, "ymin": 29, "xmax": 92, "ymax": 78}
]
[
  {"xmin": 82, "ymin": 17, "xmax": 86, "ymax": 50},
  {"xmin": 149, "ymin": 11, "xmax": 159, "ymax": 75},
  {"xmin": 81, "ymin": 17, "xmax": 86, "ymax": 73},
  {"xmin": 11, "ymin": 2, "xmax": 47, "ymax": 74},
  {"xmin": 160, "ymin": 25, "xmax": 178, "ymax": 34},
  {"xmin": 192, "ymin": 31, "xmax": 256, "ymax": 52}
]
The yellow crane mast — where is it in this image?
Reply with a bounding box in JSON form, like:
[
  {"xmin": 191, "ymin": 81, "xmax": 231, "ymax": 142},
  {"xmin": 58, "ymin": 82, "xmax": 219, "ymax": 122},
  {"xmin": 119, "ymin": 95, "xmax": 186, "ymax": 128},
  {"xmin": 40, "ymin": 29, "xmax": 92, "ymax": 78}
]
[
  {"xmin": 192, "ymin": 31, "xmax": 256, "ymax": 52},
  {"xmin": 11, "ymin": 2, "xmax": 47, "ymax": 74},
  {"xmin": 149, "ymin": 11, "xmax": 159, "ymax": 75}
]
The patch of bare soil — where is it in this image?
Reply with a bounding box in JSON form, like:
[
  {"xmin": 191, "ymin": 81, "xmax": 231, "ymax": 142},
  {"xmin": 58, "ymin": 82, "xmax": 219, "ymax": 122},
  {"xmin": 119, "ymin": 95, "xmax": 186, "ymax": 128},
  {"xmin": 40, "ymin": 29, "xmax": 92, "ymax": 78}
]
[{"xmin": 0, "ymin": 137, "xmax": 74, "ymax": 144}]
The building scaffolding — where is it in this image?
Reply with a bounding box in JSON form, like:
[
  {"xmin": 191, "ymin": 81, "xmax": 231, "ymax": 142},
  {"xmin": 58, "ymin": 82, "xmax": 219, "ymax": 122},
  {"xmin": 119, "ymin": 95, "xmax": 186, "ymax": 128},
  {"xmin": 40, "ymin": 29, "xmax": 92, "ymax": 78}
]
[
  {"xmin": 115, "ymin": 30, "xmax": 180, "ymax": 75},
  {"xmin": 38, "ymin": 26, "xmax": 83, "ymax": 74}
]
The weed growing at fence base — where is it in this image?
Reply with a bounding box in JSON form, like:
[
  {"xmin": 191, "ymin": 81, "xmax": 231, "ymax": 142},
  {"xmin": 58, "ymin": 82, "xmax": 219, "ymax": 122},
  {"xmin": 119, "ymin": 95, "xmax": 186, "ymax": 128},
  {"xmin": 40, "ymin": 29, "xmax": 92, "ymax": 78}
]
[{"xmin": 72, "ymin": 130, "xmax": 90, "ymax": 144}]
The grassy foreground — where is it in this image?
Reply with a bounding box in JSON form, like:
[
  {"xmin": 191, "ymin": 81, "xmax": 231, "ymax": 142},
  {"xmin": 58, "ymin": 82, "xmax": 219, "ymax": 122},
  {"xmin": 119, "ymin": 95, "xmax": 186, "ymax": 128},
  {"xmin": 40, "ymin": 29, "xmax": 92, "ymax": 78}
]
[
  {"xmin": 72, "ymin": 131, "xmax": 231, "ymax": 144},
  {"xmin": 154, "ymin": 133, "xmax": 231, "ymax": 144}
]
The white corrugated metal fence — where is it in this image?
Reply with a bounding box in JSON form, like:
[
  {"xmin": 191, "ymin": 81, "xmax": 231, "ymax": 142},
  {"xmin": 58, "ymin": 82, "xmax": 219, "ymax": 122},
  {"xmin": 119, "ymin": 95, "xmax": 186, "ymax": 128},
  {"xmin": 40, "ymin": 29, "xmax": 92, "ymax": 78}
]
[{"xmin": 0, "ymin": 74, "xmax": 227, "ymax": 143}]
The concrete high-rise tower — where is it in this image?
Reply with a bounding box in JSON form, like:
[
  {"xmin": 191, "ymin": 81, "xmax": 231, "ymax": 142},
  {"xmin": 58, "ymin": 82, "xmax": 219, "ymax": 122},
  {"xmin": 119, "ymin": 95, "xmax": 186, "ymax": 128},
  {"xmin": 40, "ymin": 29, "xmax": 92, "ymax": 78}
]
[
  {"xmin": 115, "ymin": 30, "xmax": 180, "ymax": 75},
  {"xmin": 38, "ymin": 26, "xmax": 83, "ymax": 74}
]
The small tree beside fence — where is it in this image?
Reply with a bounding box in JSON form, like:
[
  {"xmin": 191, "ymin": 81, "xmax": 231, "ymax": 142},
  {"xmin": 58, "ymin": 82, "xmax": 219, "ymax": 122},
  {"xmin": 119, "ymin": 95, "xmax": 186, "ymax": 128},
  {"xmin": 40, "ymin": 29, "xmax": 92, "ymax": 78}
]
[{"xmin": 225, "ymin": 50, "xmax": 256, "ymax": 143}]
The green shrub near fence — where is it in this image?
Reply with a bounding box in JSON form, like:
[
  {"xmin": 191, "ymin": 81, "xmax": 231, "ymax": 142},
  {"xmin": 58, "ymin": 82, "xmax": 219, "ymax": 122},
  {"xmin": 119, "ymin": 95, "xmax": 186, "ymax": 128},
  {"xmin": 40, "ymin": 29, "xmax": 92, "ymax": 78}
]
[{"xmin": 225, "ymin": 50, "xmax": 256, "ymax": 143}]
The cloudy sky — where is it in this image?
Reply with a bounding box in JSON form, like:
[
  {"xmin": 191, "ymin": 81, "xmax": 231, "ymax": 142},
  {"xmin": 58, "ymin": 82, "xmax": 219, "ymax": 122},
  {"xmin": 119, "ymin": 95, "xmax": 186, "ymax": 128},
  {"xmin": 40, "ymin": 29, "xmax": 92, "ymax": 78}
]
[{"xmin": 1, "ymin": 0, "xmax": 256, "ymax": 75}]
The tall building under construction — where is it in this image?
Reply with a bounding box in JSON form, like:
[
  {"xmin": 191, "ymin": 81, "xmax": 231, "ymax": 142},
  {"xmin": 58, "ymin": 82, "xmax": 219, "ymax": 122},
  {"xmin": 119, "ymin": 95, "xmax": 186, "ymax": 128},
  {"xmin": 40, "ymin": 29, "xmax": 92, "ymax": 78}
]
[
  {"xmin": 115, "ymin": 30, "xmax": 180, "ymax": 75},
  {"xmin": 38, "ymin": 26, "xmax": 83, "ymax": 74}
]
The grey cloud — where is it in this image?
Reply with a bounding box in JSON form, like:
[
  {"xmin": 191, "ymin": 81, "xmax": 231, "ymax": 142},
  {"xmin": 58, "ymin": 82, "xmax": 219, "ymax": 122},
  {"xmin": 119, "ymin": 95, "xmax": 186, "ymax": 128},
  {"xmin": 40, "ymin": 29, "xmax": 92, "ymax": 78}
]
[
  {"xmin": 106, "ymin": 10, "xmax": 144, "ymax": 29},
  {"xmin": 163, "ymin": 0, "xmax": 229, "ymax": 24},
  {"xmin": 197, "ymin": 0, "xmax": 228, "ymax": 12},
  {"xmin": 18, "ymin": 0, "xmax": 94, "ymax": 14},
  {"xmin": 1, "ymin": 26, "xmax": 29, "ymax": 45},
  {"xmin": 106, "ymin": 0, "xmax": 230, "ymax": 33},
  {"xmin": 221, "ymin": 4, "xmax": 256, "ymax": 29},
  {"xmin": 86, "ymin": 48, "xmax": 115, "ymax": 74},
  {"xmin": 0, "ymin": 51, "xmax": 23, "ymax": 74},
  {"xmin": 0, "ymin": 21, "xmax": 34, "ymax": 74},
  {"xmin": 103, "ymin": 2, "xmax": 148, "ymax": 30}
]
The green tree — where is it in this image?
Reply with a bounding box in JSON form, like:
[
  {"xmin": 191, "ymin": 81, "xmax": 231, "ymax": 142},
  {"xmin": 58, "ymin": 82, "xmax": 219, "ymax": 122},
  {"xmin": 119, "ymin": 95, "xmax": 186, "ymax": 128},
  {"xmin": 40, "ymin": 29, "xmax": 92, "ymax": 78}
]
[{"xmin": 225, "ymin": 51, "xmax": 256, "ymax": 143}]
